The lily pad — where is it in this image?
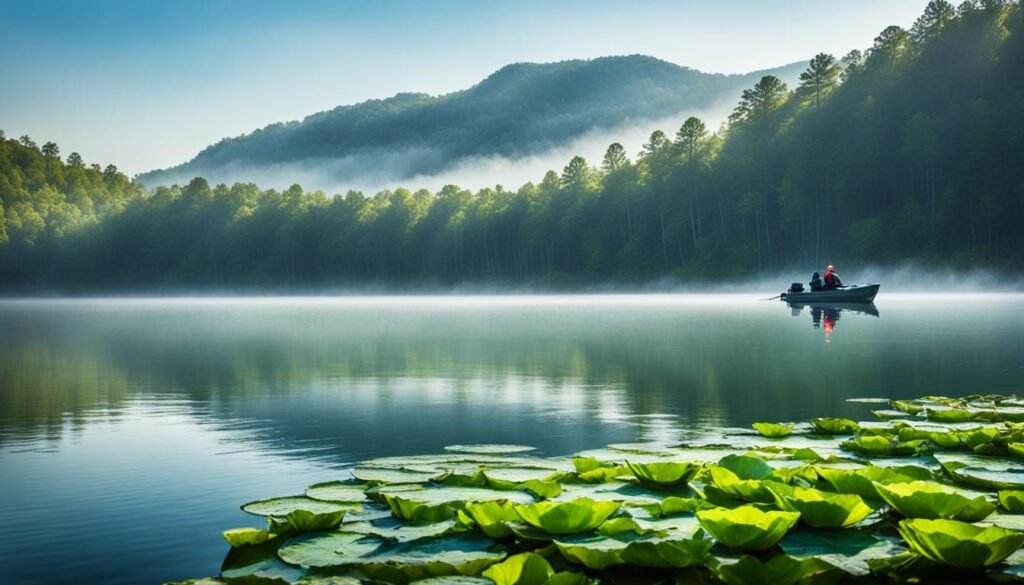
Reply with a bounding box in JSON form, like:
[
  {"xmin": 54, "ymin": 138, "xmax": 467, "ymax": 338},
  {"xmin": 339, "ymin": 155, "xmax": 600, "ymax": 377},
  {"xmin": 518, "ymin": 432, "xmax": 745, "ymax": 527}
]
[
  {"xmin": 696, "ymin": 505, "xmax": 800, "ymax": 551},
  {"xmin": 306, "ymin": 481, "xmax": 371, "ymax": 503},
  {"xmin": 619, "ymin": 531, "xmax": 713, "ymax": 568},
  {"xmin": 242, "ymin": 496, "xmax": 358, "ymax": 517},
  {"xmin": 445, "ymin": 445, "xmax": 536, "ymax": 455},
  {"xmin": 752, "ymin": 423, "xmax": 793, "ymax": 438},
  {"xmin": 780, "ymin": 530, "xmax": 907, "ymax": 576},
  {"xmin": 768, "ymin": 484, "xmax": 873, "ymax": 528},
  {"xmin": 810, "ymin": 418, "xmax": 860, "ymax": 435},
  {"xmin": 625, "ymin": 461, "xmax": 700, "ymax": 489},
  {"xmin": 554, "ymin": 534, "xmax": 631, "ymax": 570},
  {"xmin": 897, "ymin": 518, "xmax": 1024, "ymax": 568},
  {"xmin": 709, "ymin": 553, "xmax": 838, "ymax": 585},
  {"xmin": 514, "ymin": 498, "xmax": 621, "ymax": 535},
  {"xmin": 874, "ymin": 480, "xmax": 996, "ymax": 522},
  {"xmin": 934, "ymin": 452, "xmax": 1024, "ymax": 490},
  {"xmin": 341, "ymin": 518, "xmax": 460, "ymax": 542},
  {"xmin": 352, "ymin": 468, "xmax": 441, "ymax": 484},
  {"xmin": 1000, "ymin": 490, "xmax": 1024, "ymax": 513},
  {"xmin": 278, "ymin": 532, "xmax": 385, "ymax": 568},
  {"xmin": 480, "ymin": 552, "xmax": 552, "ymax": 585},
  {"xmin": 381, "ymin": 486, "xmax": 536, "ymax": 507}
]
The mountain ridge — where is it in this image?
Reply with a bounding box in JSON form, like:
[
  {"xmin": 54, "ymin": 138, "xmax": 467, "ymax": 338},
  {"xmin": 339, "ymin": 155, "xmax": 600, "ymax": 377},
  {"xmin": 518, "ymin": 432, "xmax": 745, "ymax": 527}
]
[{"xmin": 138, "ymin": 55, "xmax": 806, "ymax": 188}]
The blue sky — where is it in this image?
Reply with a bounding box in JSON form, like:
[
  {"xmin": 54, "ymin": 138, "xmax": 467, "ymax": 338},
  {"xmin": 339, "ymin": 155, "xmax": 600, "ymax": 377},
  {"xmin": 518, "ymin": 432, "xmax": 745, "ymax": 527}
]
[{"xmin": 1, "ymin": 0, "xmax": 932, "ymax": 175}]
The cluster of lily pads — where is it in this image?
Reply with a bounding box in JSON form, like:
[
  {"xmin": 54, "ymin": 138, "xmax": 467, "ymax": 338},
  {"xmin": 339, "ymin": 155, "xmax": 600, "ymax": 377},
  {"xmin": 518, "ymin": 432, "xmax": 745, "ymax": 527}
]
[{"xmin": 173, "ymin": 395, "xmax": 1024, "ymax": 585}]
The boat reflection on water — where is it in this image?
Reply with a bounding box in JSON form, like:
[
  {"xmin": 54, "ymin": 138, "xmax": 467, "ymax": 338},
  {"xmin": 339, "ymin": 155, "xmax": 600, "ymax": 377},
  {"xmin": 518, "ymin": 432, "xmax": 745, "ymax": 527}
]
[{"xmin": 788, "ymin": 302, "xmax": 880, "ymax": 342}]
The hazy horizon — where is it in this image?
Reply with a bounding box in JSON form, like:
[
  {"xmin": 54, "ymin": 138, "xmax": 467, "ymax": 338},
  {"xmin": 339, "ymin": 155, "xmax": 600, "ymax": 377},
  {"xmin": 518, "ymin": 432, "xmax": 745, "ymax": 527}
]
[{"xmin": 2, "ymin": 0, "xmax": 931, "ymax": 176}]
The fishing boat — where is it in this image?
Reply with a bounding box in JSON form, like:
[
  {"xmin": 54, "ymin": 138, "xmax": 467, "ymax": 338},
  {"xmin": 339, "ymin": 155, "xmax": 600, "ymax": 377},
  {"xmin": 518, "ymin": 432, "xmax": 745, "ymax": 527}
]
[{"xmin": 780, "ymin": 283, "xmax": 880, "ymax": 303}]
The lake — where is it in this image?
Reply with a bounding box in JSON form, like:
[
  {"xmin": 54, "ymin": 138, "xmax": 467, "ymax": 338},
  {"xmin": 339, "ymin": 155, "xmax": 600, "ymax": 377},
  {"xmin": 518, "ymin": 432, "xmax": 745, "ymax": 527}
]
[{"xmin": 1, "ymin": 294, "xmax": 1022, "ymax": 584}]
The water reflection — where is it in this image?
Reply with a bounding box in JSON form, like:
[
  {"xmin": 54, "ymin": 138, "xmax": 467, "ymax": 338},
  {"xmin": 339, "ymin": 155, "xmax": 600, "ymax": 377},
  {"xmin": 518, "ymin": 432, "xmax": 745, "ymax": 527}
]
[
  {"xmin": 1, "ymin": 295, "xmax": 1023, "ymax": 585},
  {"xmin": 788, "ymin": 301, "xmax": 880, "ymax": 342}
]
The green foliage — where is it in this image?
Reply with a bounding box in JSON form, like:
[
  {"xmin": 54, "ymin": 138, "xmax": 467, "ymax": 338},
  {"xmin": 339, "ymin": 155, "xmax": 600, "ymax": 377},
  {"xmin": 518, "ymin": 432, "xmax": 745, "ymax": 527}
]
[
  {"xmin": 768, "ymin": 484, "xmax": 874, "ymax": 528},
  {"xmin": 874, "ymin": 480, "xmax": 996, "ymax": 521},
  {"xmin": 897, "ymin": 518, "xmax": 1024, "ymax": 568},
  {"xmin": 513, "ymin": 498, "xmax": 621, "ymax": 535},
  {"xmin": 241, "ymin": 496, "xmax": 356, "ymax": 517},
  {"xmin": 462, "ymin": 501, "xmax": 519, "ymax": 538},
  {"xmin": 752, "ymin": 422, "xmax": 793, "ymax": 438},
  {"xmin": 999, "ymin": 490, "xmax": 1024, "ymax": 512},
  {"xmin": 710, "ymin": 554, "xmax": 838, "ymax": 585},
  {"xmin": 267, "ymin": 509, "xmax": 346, "ymax": 535},
  {"xmin": 696, "ymin": 505, "xmax": 800, "ymax": 551},
  {"xmin": 810, "ymin": 418, "xmax": 860, "ymax": 435},
  {"xmin": 223, "ymin": 527, "xmax": 275, "ymax": 548},
  {"xmin": 618, "ymin": 531, "xmax": 713, "ymax": 568},
  {"xmin": 193, "ymin": 392, "xmax": 1024, "ymax": 583},
  {"xmin": 625, "ymin": 461, "xmax": 700, "ymax": 488},
  {"xmin": 481, "ymin": 552, "xmax": 553, "ymax": 585},
  {"xmin": 816, "ymin": 465, "xmax": 931, "ymax": 500}
]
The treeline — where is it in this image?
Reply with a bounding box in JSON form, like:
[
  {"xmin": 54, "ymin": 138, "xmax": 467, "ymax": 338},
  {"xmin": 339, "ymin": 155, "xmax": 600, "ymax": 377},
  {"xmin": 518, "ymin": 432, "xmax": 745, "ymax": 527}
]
[{"xmin": 2, "ymin": 0, "xmax": 1023, "ymax": 291}]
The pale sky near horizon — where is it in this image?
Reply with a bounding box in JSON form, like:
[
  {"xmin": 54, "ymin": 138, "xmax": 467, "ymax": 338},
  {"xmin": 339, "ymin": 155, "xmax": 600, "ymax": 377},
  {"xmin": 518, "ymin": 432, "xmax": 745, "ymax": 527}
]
[{"xmin": 1, "ymin": 0, "xmax": 933, "ymax": 175}]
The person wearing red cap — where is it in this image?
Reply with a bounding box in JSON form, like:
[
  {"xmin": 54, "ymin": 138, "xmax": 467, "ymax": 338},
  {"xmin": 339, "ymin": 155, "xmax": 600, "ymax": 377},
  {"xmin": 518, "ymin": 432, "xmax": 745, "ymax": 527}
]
[{"xmin": 823, "ymin": 264, "xmax": 843, "ymax": 290}]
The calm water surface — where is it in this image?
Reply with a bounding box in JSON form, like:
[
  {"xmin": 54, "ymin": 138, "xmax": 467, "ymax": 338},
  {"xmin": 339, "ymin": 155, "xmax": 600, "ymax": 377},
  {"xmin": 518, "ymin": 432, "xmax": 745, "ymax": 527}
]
[{"xmin": 1, "ymin": 294, "xmax": 1022, "ymax": 584}]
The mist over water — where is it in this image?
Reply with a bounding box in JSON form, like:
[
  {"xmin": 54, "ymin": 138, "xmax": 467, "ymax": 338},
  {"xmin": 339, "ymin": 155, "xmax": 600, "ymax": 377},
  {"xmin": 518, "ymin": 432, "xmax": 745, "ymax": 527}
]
[{"xmin": 141, "ymin": 100, "xmax": 738, "ymax": 195}]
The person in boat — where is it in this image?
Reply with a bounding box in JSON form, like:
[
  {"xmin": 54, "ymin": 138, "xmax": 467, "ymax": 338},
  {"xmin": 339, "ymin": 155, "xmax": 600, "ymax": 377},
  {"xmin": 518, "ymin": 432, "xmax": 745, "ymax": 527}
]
[
  {"xmin": 823, "ymin": 265, "xmax": 843, "ymax": 289},
  {"xmin": 809, "ymin": 271, "xmax": 823, "ymax": 291}
]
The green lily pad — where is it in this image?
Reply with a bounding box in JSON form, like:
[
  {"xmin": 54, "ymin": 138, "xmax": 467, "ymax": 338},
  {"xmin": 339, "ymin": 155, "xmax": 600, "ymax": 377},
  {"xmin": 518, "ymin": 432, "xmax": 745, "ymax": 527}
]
[
  {"xmin": 242, "ymin": 496, "xmax": 358, "ymax": 517},
  {"xmin": 222, "ymin": 540, "xmax": 306, "ymax": 583},
  {"xmin": 1000, "ymin": 490, "xmax": 1024, "ymax": 513},
  {"xmin": 382, "ymin": 486, "xmax": 536, "ymax": 507},
  {"xmin": 780, "ymin": 530, "xmax": 907, "ymax": 576},
  {"xmin": 351, "ymin": 468, "xmax": 441, "ymax": 484},
  {"xmin": 277, "ymin": 532, "xmax": 384, "ymax": 568},
  {"xmin": 810, "ymin": 418, "xmax": 860, "ymax": 435},
  {"xmin": 625, "ymin": 461, "xmax": 700, "ymax": 489},
  {"xmin": 874, "ymin": 480, "xmax": 996, "ymax": 522},
  {"xmin": 816, "ymin": 465, "xmax": 930, "ymax": 500},
  {"xmin": 934, "ymin": 452, "xmax": 1024, "ymax": 490},
  {"xmin": 897, "ymin": 518, "xmax": 1024, "ymax": 568},
  {"xmin": 554, "ymin": 534, "xmax": 632, "ymax": 570},
  {"xmin": 223, "ymin": 527, "xmax": 274, "ymax": 548},
  {"xmin": 768, "ymin": 484, "xmax": 873, "ymax": 528},
  {"xmin": 305, "ymin": 481, "xmax": 371, "ymax": 503},
  {"xmin": 632, "ymin": 514, "xmax": 702, "ymax": 536},
  {"xmin": 481, "ymin": 552, "xmax": 552, "ymax": 585},
  {"xmin": 445, "ymin": 445, "xmax": 536, "ymax": 455},
  {"xmin": 514, "ymin": 498, "xmax": 621, "ymax": 535},
  {"xmin": 461, "ymin": 500, "xmax": 519, "ymax": 538},
  {"xmin": 696, "ymin": 505, "xmax": 800, "ymax": 551},
  {"xmin": 709, "ymin": 553, "xmax": 838, "ymax": 585},
  {"xmin": 553, "ymin": 481, "xmax": 663, "ymax": 505},
  {"xmin": 752, "ymin": 423, "xmax": 793, "ymax": 438},
  {"xmin": 341, "ymin": 518, "xmax": 459, "ymax": 542},
  {"xmin": 482, "ymin": 468, "xmax": 560, "ymax": 483},
  {"xmin": 361, "ymin": 532, "xmax": 507, "ymax": 572},
  {"xmin": 618, "ymin": 531, "xmax": 713, "ymax": 569}
]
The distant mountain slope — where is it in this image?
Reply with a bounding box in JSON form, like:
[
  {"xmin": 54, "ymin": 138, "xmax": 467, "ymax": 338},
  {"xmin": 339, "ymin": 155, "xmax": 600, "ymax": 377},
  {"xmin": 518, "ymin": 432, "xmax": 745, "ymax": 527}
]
[{"xmin": 138, "ymin": 55, "xmax": 805, "ymax": 188}]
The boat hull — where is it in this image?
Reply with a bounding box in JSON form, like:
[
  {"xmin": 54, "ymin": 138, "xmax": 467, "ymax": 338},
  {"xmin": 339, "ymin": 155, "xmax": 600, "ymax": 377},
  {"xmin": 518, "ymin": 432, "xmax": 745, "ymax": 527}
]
[{"xmin": 781, "ymin": 283, "xmax": 880, "ymax": 303}]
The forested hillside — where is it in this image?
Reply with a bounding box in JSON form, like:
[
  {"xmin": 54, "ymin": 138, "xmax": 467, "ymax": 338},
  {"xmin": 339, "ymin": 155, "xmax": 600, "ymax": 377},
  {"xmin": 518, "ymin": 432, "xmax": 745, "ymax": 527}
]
[
  {"xmin": 137, "ymin": 56, "xmax": 805, "ymax": 188},
  {"xmin": 2, "ymin": 0, "xmax": 1022, "ymax": 291}
]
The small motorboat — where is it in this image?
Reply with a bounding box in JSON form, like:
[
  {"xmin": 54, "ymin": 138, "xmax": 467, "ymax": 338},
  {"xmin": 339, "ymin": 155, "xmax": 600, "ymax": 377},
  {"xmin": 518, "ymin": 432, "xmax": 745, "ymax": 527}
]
[{"xmin": 780, "ymin": 283, "xmax": 880, "ymax": 303}]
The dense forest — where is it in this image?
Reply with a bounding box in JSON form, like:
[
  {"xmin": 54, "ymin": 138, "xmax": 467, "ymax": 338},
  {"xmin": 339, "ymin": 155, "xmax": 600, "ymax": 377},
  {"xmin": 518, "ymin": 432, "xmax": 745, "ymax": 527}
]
[
  {"xmin": 2, "ymin": 0, "xmax": 1023, "ymax": 291},
  {"xmin": 138, "ymin": 57, "xmax": 805, "ymax": 188}
]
